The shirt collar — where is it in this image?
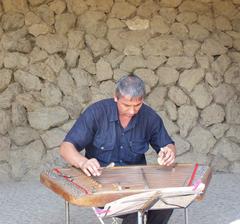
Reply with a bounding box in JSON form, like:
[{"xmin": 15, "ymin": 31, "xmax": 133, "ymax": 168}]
[
  {"xmin": 109, "ymin": 99, "xmax": 119, "ymax": 122},
  {"xmin": 124, "ymin": 115, "xmax": 138, "ymax": 131}
]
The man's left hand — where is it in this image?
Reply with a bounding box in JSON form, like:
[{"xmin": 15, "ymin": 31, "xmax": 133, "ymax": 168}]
[{"xmin": 158, "ymin": 144, "xmax": 176, "ymax": 166}]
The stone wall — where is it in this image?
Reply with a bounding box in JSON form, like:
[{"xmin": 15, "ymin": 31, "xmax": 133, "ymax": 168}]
[{"xmin": 0, "ymin": 0, "xmax": 240, "ymax": 180}]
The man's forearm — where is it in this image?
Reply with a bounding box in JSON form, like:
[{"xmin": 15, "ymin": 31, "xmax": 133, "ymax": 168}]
[
  {"xmin": 60, "ymin": 142, "xmax": 101, "ymax": 176},
  {"xmin": 60, "ymin": 142, "xmax": 88, "ymax": 168}
]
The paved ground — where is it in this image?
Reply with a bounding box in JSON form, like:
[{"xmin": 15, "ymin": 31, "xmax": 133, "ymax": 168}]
[{"xmin": 0, "ymin": 172, "xmax": 240, "ymax": 224}]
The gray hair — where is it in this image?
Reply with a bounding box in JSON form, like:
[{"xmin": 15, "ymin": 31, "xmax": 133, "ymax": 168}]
[{"xmin": 115, "ymin": 74, "xmax": 145, "ymax": 99}]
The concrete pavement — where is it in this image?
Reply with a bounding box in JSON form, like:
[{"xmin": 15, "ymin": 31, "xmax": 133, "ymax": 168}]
[{"xmin": 0, "ymin": 172, "xmax": 240, "ymax": 224}]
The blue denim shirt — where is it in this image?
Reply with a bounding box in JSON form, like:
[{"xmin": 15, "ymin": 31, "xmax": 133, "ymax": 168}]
[{"xmin": 64, "ymin": 98, "xmax": 174, "ymax": 166}]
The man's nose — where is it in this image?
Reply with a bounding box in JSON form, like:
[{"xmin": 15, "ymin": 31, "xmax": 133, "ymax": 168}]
[{"xmin": 129, "ymin": 107, "xmax": 136, "ymax": 114}]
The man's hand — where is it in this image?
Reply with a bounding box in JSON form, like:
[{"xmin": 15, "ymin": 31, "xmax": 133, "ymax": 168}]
[
  {"xmin": 80, "ymin": 158, "xmax": 101, "ymax": 177},
  {"xmin": 157, "ymin": 144, "xmax": 176, "ymax": 166},
  {"xmin": 60, "ymin": 142, "xmax": 102, "ymax": 177}
]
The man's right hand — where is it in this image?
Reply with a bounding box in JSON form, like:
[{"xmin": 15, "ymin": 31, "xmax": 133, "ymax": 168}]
[
  {"xmin": 80, "ymin": 158, "xmax": 101, "ymax": 177},
  {"xmin": 60, "ymin": 142, "xmax": 101, "ymax": 177}
]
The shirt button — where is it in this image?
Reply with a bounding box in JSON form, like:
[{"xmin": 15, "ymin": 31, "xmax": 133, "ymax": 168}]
[
  {"xmin": 100, "ymin": 146, "xmax": 104, "ymax": 150},
  {"xmin": 120, "ymin": 146, "xmax": 123, "ymax": 149}
]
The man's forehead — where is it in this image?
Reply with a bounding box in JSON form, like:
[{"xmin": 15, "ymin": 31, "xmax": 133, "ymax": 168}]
[{"xmin": 118, "ymin": 95, "xmax": 143, "ymax": 103}]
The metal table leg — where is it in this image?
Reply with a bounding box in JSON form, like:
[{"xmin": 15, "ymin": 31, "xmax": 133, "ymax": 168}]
[
  {"xmin": 65, "ymin": 201, "xmax": 70, "ymax": 224},
  {"xmin": 137, "ymin": 211, "xmax": 143, "ymax": 224},
  {"xmin": 184, "ymin": 208, "xmax": 188, "ymax": 224}
]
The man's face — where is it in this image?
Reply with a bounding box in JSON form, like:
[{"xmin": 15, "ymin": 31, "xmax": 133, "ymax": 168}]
[{"xmin": 114, "ymin": 95, "xmax": 143, "ymax": 118}]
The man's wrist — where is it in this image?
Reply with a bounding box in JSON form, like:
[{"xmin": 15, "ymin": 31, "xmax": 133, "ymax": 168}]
[
  {"xmin": 166, "ymin": 144, "xmax": 176, "ymax": 155},
  {"xmin": 75, "ymin": 157, "xmax": 88, "ymax": 169}
]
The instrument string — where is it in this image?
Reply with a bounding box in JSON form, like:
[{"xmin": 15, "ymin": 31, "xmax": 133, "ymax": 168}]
[{"xmin": 57, "ymin": 165, "xmax": 196, "ymax": 192}]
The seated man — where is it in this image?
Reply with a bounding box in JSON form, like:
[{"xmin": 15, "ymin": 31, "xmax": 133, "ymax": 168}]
[{"xmin": 60, "ymin": 74, "xmax": 176, "ymax": 224}]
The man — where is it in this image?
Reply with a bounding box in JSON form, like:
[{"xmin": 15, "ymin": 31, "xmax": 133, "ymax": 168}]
[{"xmin": 60, "ymin": 74, "xmax": 176, "ymax": 224}]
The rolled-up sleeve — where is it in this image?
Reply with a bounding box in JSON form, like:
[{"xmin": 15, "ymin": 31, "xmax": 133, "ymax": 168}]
[
  {"xmin": 64, "ymin": 108, "xmax": 96, "ymax": 151},
  {"xmin": 149, "ymin": 116, "xmax": 174, "ymax": 153}
]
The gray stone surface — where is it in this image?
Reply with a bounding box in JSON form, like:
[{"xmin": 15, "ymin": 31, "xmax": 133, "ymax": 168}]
[
  {"xmin": 190, "ymin": 83, "xmax": 213, "ymax": 109},
  {"xmin": 110, "ymin": 2, "xmax": 136, "ymax": 19},
  {"xmin": 4, "ymin": 52, "xmax": 28, "ymax": 69},
  {"xmin": 158, "ymin": 111, "xmax": 180, "ymax": 136},
  {"xmin": 187, "ymin": 126, "xmax": 216, "ymax": 153},
  {"xmin": 200, "ymin": 104, "xmax": 225, "ymax": 127},
  {"xmin": 8, "ymin": 126, "xmax": 39, "ymax": 146},
  {"xmin": 120, "ymin": 56, "xmax": 146, "ymax": 72},
  {"xmin": 29, "ymin": 62, "xmax": 56, "ymax": 82},
  {"xmin": 143, "ymin": 36, "xmax": 183, "ymax": 57},
  {"xmin": 96, "ymin": 58, "xmax": 113, "ymax": 81},
  {"xmin": 146, "ymin": 86, "xmax": 167, "ymax": 111},
  {"xmin": 0, "ymin": 0, "xmax": 240, "ymax": 180},
  {"xmin": 78, "ymin": 11, "xmax": 107, "ymax": 38},
  {"xmin": 0, "ymin": 135, "xmax": 10, "ymax": 162},
  {"xmin": 126, "ymin": 16, "xmax": 149, "ymax": 31},
  {"xmin": 0, "ymin": 69, "xmax": 12, "ymax": 92},
  {"xmin": 0, "ymin": 83, "xmax": 22, "ymax": 109},
  {"xmin": 177, "ymin": 105, "xmax": 198, "ymax": 138},
  {"xmin": 178, "ymin": 68, "xmax": 205, "ymax": 92},
  {"xmin": 168, "ymin": 86, "xmax": 190, "ymax": 106},
  {"xmin": 28, "ymin": 106, "xmax": 69, "ymax": 130},
  {"xmin": 150, "ymin": 15, "xmax": 169, "ymax": 34},
  {"xmin": 9, "ymin": 140, "xmax": 45, "ymax": 180},
  {"xmin": 28, "ymin": 23, "xmax": 50, "ymax": 37},
  {"xmin": 1, "ymin": 12, "xmax": 24, "ymax": 31},
  {"xmin": 86, "ymin": 34, "xmax": 110, "ymax": 58},
  {"xmin": 41, "ymin": 128, "xmax": 66, "ymax": 149},
  {"xmin": 36, "ymin": 34, "xmax": 68, "ymax": 54},
  {"xmin": 14, "ymin": 70, "xmax": 42, "ymax": 91},
  {"xmin": 157, "ymin": 67, "xmax": 179, "ymax": 86}
]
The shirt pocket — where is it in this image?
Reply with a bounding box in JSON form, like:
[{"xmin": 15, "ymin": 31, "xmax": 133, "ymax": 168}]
[
  {"xmin": 93, "ymin": 134, "xmax": 114, "ymax": 153},
  {"xmin": 129, "ymin": 139, "xmax": 148, "ymax": 154}
]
